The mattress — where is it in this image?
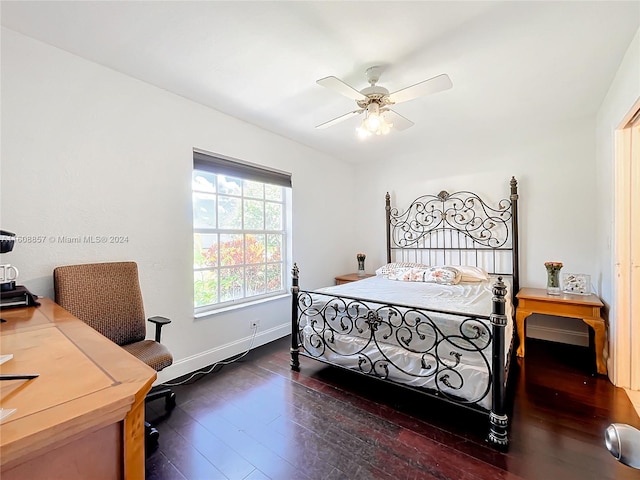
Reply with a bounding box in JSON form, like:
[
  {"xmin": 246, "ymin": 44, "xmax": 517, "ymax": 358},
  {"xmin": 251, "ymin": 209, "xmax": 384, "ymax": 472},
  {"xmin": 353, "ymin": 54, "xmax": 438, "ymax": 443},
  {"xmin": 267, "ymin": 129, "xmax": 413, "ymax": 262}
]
[{"xmin": 297, "ymin": 275, "xmax": 513, "ymax": 410}]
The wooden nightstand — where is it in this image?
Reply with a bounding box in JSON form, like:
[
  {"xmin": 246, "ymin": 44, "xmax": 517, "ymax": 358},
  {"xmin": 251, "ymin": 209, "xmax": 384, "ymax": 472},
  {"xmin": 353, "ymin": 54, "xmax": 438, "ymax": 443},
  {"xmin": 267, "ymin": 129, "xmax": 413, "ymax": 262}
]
[
  {"xmin": 515, "ymin": 287, "xmax": 607, "ymax": 375},
  {"xmin": 335, "ymin": 273, "xmax": 375, "ymax": 285}
]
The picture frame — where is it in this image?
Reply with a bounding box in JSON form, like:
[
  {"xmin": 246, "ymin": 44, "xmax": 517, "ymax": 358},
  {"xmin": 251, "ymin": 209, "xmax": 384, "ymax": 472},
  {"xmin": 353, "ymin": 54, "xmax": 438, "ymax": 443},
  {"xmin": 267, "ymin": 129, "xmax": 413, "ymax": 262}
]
[{"xmin": 562, "ymin": 273, "xmax": 591, "ymax": 295}]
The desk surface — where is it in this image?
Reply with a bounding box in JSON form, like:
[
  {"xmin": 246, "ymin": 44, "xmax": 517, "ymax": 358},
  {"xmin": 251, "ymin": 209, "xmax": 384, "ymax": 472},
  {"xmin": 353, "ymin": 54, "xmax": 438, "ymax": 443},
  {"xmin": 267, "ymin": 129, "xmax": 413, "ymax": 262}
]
[{"xmin": 0, "ymin": 298, "xmax": 156, "ymax": 476}]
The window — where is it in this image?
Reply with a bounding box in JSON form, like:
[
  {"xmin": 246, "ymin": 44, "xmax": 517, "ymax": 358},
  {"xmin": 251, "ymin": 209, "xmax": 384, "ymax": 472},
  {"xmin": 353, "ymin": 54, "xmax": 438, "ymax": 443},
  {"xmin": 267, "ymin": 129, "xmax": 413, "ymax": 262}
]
[{"xmin": 192, "ymin": 150, "xmax": 291, "ymax": 313}]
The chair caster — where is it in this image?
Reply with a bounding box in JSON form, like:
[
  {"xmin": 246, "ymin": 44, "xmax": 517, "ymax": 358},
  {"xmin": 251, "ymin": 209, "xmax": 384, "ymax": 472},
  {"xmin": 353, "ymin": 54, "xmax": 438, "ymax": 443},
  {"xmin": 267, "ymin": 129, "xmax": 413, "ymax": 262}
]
[
  {"xmin": 145, "ymin": 422, "xmax": 159, "ymax": 455},
  {"xmin": 166, "ymin": 392, "xmax": 177, "ymax": 411}
]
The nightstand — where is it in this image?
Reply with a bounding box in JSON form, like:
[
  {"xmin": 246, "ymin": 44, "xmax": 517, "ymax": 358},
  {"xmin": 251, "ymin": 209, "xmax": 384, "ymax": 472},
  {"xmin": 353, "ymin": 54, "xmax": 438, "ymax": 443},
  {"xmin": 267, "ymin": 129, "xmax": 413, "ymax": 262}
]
[
  {"xmin": 515, "ymin": 287, "xmax": 607, "ymax": 375},
  {"xmin": 335, "ymin": 273, "xmax": 375, "ymax": 285}
]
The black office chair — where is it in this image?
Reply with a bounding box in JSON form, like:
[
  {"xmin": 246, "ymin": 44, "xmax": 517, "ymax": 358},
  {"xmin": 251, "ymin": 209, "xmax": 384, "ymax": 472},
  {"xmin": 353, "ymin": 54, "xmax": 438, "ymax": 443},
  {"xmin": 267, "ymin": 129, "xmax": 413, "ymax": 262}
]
[{"xmin": 53, "ymin": 261, "xmax": 176, "ymax": 451}]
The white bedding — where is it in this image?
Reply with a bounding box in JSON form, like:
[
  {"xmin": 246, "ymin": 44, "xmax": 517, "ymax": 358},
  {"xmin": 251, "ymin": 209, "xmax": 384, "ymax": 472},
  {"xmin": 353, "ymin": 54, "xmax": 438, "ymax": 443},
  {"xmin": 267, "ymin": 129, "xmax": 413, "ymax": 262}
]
[
  {"xmin": 297, "ymin": 275, "xmax": 513, "ymax": 410},
  {"xmin": 317, "ymin": 275, "xmax": 510, "ymax": 318}
]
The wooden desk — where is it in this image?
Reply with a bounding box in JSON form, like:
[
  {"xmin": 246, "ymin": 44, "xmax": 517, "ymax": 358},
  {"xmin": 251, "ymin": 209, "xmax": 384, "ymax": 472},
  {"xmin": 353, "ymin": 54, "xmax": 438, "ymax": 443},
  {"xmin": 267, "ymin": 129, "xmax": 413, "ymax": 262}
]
[
  {"xmin": 515, "ymin": 288, "xmax": 607, "ymax": 375},
  {"xmin": 335, "ymin": 273, "xmax": 375, "ymax": 285},
  {"xmin": 0, "ymin": 298, "xmax": 156, "ymax": 479}
]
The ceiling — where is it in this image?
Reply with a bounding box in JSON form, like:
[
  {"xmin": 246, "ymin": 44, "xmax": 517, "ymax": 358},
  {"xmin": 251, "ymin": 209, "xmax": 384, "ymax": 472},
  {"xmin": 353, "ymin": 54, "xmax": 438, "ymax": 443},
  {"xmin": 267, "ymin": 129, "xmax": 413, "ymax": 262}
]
[{"xmin": 1, "ymin": 1, "xmax": 639, "ymax": 163}]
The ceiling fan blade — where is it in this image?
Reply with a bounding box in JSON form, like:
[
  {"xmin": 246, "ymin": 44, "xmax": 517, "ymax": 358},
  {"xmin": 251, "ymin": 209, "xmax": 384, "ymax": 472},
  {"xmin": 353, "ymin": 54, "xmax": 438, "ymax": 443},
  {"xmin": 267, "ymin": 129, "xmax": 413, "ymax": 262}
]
[
  {"xmin": 383, "ymin": 110, "xmax": 414, "ymax": 131},
  {"xmin": 387, "ymin": 74, "xmax": 452, "ymax": 105},
  {"xmin": 317, "ymin": 76, "xmax": 367, "ymax": 101},
  {"xmin": 315, "ymin": 110, "xmax": 363, "ymax": 129}
]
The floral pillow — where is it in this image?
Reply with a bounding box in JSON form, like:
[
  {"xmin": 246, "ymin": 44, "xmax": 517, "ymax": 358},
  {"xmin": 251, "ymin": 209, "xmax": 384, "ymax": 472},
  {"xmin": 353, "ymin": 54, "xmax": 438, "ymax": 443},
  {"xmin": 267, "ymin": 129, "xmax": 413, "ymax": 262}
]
[
  {"xmin": 388, "ymin": 266, "xmax": 461, "ymax": 285},
  {"xmin": 376, "ymin": 262, "xmax": 428, "ymax": 277}
]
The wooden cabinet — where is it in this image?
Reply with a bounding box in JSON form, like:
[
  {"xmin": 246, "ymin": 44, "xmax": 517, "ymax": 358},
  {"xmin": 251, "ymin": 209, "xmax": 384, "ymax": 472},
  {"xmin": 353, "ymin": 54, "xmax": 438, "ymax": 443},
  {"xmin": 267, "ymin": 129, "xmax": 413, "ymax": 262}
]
[{"xmin": 335, "ymin": 273, "xmax": 375, "ymax": 285}]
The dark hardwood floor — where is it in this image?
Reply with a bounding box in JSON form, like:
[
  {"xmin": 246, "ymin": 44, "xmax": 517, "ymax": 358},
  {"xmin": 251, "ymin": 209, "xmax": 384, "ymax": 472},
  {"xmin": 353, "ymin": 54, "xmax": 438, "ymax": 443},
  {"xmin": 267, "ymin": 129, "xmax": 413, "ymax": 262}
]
[{"xmin": 145, "ymin": 337, "xmax": 640, "ymax": 480}]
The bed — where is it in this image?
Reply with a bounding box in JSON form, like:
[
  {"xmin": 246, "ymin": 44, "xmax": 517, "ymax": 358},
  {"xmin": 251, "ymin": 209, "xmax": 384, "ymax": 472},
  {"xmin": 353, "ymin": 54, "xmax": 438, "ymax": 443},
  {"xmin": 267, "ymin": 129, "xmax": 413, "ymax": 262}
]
[{"xmin": 290, "ymin": 177, "xmax": 519, "ymax": 448}]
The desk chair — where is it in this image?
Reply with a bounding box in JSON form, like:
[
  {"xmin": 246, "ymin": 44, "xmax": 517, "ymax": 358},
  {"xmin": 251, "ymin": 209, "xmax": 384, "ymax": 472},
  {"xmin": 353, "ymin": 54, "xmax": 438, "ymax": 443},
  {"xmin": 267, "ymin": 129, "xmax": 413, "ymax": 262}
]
[{"xmin": 53, "ymin": 261, "xmax": 176, "ymax": 450}]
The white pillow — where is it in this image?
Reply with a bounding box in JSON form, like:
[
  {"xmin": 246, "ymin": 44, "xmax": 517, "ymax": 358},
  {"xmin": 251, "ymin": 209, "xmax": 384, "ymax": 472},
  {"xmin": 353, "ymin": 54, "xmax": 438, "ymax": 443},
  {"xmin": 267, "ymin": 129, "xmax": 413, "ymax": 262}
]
[{"xmin": 454, "ymin": 265, "xmax": 490, "ymax": 282}]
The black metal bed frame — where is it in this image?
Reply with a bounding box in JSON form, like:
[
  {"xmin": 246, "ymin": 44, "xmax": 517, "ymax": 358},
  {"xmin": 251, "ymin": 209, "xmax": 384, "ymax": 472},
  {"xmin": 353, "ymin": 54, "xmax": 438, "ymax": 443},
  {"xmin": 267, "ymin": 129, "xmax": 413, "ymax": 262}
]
[{"xmin": 290, "ymin": 177, "xmax": 519, "ymax": 448}]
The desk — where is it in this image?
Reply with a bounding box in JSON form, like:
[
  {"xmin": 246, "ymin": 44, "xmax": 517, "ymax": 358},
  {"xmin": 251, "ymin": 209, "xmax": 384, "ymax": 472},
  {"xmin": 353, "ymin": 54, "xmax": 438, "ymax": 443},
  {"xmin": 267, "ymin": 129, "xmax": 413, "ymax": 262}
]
[
  {"xmin": 515, "ymin": 288, "xmax": 607, "ymax": 375},
  {"xmin": 0, "ymin": 298, "xmax": 156, "ymax": 479}
]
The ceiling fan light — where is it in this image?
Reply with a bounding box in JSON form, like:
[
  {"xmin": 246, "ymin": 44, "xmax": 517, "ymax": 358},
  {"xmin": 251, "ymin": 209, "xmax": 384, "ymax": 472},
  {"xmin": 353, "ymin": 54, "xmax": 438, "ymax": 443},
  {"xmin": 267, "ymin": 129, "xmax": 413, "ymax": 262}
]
[
  {"xmin": 364, "ymin": 103, "xmax": 382, "ymax": 132},
  {"xmin": 379, "ymin": 122, "xmax": 391, "ymax": 135},
  {"xmin": 356, "ymin": 124, "xmax": 372, "ymax": 138},
  {"xmin": 356, "ymin": 103, "xmax": 395, "ymax": 138},
  {"xmin": 365, "ymin": 114, "xmax": 381, "ymax": 132}
]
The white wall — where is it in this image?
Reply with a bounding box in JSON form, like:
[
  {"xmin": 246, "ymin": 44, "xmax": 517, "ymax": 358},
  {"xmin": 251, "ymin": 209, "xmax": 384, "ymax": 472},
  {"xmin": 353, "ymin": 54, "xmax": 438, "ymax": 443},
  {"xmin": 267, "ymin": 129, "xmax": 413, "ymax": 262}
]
[
  {"xmin": 352, "ymin": 115, "xmax": 600, "ymax": 345},
  {"xmin": 595, "ymin": 27, "xmax": 640, "ymax": 379},
  {"xmin": 0, "ymin": 28, "xmax": 358, "ymax": 382},
  {"xmin": 596, "ymin": 26, "xmax": 640, "ymax": 306}
]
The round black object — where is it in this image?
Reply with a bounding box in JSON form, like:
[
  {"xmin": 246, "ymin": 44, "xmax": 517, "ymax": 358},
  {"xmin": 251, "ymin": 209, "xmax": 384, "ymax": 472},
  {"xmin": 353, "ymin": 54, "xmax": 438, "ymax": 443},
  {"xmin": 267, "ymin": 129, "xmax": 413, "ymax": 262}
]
[{"xmin": 0, "ymin": 230, "xmax": 16, "ymax": 254}]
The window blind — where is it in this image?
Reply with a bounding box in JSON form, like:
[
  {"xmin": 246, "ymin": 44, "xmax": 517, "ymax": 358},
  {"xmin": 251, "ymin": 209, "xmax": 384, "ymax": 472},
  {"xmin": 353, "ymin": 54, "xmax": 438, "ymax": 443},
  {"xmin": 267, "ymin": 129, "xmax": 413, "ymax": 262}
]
[{"xmin": 193, "ymin": 150, "xmax": 292, "ymax": 188}]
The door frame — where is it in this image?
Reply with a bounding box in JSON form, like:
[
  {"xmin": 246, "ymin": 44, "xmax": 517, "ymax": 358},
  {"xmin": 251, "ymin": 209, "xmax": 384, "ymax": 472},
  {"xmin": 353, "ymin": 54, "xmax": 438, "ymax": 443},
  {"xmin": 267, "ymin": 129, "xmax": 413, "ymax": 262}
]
[{"xmin": 613, "ymin": 98, "xmax": 640, "ymax": 388}]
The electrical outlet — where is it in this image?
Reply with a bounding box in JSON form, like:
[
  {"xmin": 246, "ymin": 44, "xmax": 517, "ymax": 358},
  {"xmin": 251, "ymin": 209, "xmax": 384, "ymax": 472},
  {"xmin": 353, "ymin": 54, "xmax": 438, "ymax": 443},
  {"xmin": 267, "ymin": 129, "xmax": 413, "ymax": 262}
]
[{"xmin": 249, "ymin": 319, "xmax": 260, "ymax": 330}]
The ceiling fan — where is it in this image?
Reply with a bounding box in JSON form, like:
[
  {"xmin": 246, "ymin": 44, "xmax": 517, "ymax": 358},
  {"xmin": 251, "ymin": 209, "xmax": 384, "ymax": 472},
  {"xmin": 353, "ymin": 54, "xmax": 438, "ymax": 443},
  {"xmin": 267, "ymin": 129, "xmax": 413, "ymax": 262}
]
[{"xmin": 315, "ymin": 66, "xmax": 452, "ymax": 137}]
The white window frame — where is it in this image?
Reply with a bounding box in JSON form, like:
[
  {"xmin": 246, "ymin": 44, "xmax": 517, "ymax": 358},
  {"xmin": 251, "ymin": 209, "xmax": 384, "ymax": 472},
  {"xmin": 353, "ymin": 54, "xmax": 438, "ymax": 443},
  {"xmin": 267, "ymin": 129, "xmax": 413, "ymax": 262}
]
[{"xmin": 192, "ymin": 149, "xmax": 292, "ymax": 315}]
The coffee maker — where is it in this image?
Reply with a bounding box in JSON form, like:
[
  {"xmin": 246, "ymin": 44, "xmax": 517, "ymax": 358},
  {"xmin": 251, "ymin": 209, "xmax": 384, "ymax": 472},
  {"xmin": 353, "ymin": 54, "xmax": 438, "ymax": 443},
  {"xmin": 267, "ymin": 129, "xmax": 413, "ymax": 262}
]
[{"xmin": 0, "ymin": 230, "xmax": 38, "ymax": 308}]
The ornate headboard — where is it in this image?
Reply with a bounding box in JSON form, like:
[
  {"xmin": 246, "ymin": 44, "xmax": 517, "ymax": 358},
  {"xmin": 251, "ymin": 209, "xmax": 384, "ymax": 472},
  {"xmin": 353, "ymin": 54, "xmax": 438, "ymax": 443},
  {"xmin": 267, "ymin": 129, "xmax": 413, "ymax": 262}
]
[{"xmin": 385, "ymin": 177, "xmax": 520, "ymax": 299}]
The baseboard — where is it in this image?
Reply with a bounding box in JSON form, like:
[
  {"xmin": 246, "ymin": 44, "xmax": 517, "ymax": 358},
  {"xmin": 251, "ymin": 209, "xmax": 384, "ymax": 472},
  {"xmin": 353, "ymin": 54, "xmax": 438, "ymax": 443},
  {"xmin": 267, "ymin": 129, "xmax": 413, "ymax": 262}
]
[
  {"xmin": 155, "ymin": 323, "xmax": 290, "ymax": 384},
  {"xmin": 158, "ymin": 322, "xmax": 589, "ymax": 383},
  {"xmin": 526, "ymin": 324, "xmax": 589, "ymax": 347},
  {"xmin": 625, "ymin": 389, "xmax": 640, "ymax": 418}
]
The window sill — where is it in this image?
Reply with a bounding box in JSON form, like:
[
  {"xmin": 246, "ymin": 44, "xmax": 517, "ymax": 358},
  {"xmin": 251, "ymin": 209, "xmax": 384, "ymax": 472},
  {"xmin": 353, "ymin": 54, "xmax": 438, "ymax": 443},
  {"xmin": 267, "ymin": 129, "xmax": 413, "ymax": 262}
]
[{"xmin": 194, "ymin": 293, "xmax": 290, "ymax": 319}]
